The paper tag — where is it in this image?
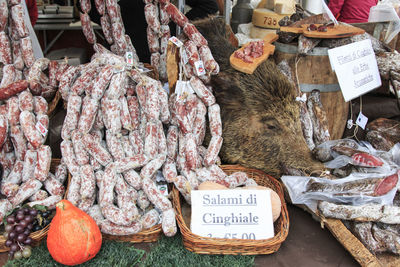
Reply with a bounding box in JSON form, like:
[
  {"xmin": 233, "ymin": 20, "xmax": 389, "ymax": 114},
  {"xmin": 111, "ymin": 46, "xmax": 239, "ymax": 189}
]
[
  {"xmin": 328, "ymin": 39, "xmax": 381, "ymax": 102},
  {"xmin": 176, "ymin": 81, "xmax": 194, "ymax": 100},
  {"xmin": 347, "ymin": 119, "xmax": 354, "ymax": 129},
  {"xmin": 194, "ymin": 60, "xmax": 206, "ymax": 76},
  {"xmin": 125, "ymin": 51, "xmax": 134, "ymax": 67},
  {"xmin": 191, "ymin": 190, "xmax": 274, "ymax": 240},
  {"xmin": 181, "ymin": 49, "xmax": 189, "ymax": 65},
  {"xmin": 35, "ymin": 121, "xmax": 48, "ymax": 137},
  {"xmin": 295, "ymin": 93, "xmax": 307, "ymax": 103},
  {"xmin": 356, "ymin": 112, "xmax": 368, "ymax": 130},
  {"xmin": 157, "ymin": 183, "xmax": 169, "ymax": 196},
  {"xmin": 169, "ymin": 36, "xmax": 183, "ymax": 47},
  {"xmin": 321, "ymin": 0, "xmax": 338, "ymax": 25}
]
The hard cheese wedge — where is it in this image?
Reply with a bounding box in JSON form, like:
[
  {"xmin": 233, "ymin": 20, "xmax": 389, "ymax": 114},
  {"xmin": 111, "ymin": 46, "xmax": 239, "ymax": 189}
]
[
  {"xmin": 280, "ymin": 24, "xmax": 365, "ymax": 38},
  {"xmin": 230, "ymin": 33, "xmax": 278, "ymax": 75}
]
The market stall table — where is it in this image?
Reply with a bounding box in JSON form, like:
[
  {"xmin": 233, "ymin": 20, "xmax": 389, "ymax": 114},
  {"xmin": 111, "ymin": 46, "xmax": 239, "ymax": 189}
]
[{"xmin": 0, "ymin": 205, "xmax": 358, "ymax": 266}]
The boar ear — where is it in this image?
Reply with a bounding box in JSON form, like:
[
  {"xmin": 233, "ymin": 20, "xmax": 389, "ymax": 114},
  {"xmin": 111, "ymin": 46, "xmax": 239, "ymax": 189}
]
[{"xmin": 212, "ymin": 73, "xmax": 246, "ymax": 112}]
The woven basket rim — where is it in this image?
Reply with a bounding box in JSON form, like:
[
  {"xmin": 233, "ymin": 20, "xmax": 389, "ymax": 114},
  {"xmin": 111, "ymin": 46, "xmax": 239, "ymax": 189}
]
[{"xmin": 173, "ymin": 164, "xmax": 290, "ymax": 255}]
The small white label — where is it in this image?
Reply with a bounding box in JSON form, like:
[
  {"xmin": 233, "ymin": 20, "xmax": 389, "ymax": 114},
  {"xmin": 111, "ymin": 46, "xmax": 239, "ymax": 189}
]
[
  {"xmin": 169, "ymin": 36, "xmax": 183, "ymax": 47},
  {"xmin": 347, "ymin": 119, "xmax": 354, "ymax": 129},
  {"xmin": 176, "ymin": 81, "xmax": 194, "ymax": 100},
  {"xmin": 157, "ymin": 183, "xmax": 169, "ymax": 196},
  {"xmin": 191, "ymin": 190, "xmax": 275, "ymax": 240},
  {"xmin": 35, "ymin": 121, "xmax": 48, "ymax": 137},
  {"xmin": 125, "ymin": 51, "xmax": 134, "ymax": 67},
  {"xmin": 328, "ymin": 39, "xmax": 381, "ymax": 102},
  {"xmin": 194, "ymin": 60, "xmax": 206, "ymax": 76},
  {"xmin": 181, "ymin": 49, "xmax": 189, "ymax": 65},
  {"xmin": 356, "ymin": 112, "xmax": 368, "ymax": 129}
]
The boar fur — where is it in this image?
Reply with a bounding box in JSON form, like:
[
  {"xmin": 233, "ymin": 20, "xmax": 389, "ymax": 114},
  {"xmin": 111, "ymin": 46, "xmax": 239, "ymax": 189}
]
[{"xmin": 193, "ymin": 17, "xmax": 324, "ymax": 177}]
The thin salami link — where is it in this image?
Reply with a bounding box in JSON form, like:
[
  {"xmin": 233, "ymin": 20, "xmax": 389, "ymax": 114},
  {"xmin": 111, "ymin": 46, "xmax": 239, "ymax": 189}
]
[
  {"xmin": 82, "ymin": 133, "xmax": 113, "ymax": 166},
  {"xmin": 0, "ymin": 64, "xmax": 16, "ymax": 88},
  {"xmin": 141, "ymin": 209, "xmax": 160, "ymax": 229},
  {"xmin": 147, "ymin": 27, "xmax": 160, "ymax": 53},
  {"xmin": 80, "ymin": 12, "xmax": 97, "ymax": 44},
  {"xmin": 111, "ymin": 20, "xmax": 127, "ymax": 52},
  {"xmin": 164, "ymin": 2, "xmax": 188, "ymax": 28},
  {"xmin": 80, "ymin": 164, "xmax": 96, "ymax": 199},
  {"xmin": 29, "ymin": 190, "xmax": 48, "ymax": 202},
  {"xmin": 162, "ymin": 158, "xmax": 178, "ymax": 183},
  {"xmin": 114, "ymin": 154, "xmax": 150, "ymax": 173},
  {"xmin": 28, "ymin": 195, "xmax": 62, "ymax": 210},
  {"xmin": 61, "ymin": 95, "xmax": 82, "ymax": 140},
  {"xmin": 33, "ymin": 96, "xmax": 48, "ymax": 115},
  {"xmin": 122, "ymin": 169, "xmax": 142, "ymax": 190},
  {"xmin": 0, "ymin": 80, "xmax": 28, "ymax": 101},
  {"xmin": 55, "ymin": 160, "xmax": 68, "ymax": 184},
  {"xmin": 192, "ymin": 99, "xmax": 207, "ymax": 145},
  {"xmin": 150, "ymin": 52, "xmax": 160, "ymax": 74},
  {"xmin": 145, "ymin": 80, "xmax": 160, "ymax": 121},
  {"xmin": 101, "ymin": 98, "xmax": 121, "ymax": 134},
  {"xmin": 127, "ymin": 96, "xmax": 140, "ymax": 129},
  {"xmin": 142, "ymin": 177, "xmax": 172, "ymax": 212},
  {"xmin": 184, "ymin": 40, "xmax": 200, "ymax": 66},
  {"xmin": 183, "ymin": 23, "xmax": 208, "ymax": 47},
  {"xmin": 162, "ymin": 208, "xmax": 177, "ymax": 237},
  {"xmin": 0, "ymin": 0, "xmax": 8, "ymax": 32},
  {"xmin": 71, "ymin": 130, "xmax": 90, "ymax": 166},
  {"xmin": 208, "ymin": 104, "xmax": 222, "ymax": 137},
  {"xmin": 33, "ymin": 145, "xmax": 51, "ymax": 182},
  {"xmin": 0, "ymin": 199, "xmax": 12, "ymax": 224},
  {"xmin": 10, "ymin": 4, "xmax": 28, "ymax": 38},
  {"xmin": 119, "ymin": 96, "xmax": 133, "ymax": 130},
  {"xmin": 100, "ymin": 14, "xmax": 114, "ymax": 45},
  {"xmin": 144, "ymin": 120, "xmax": 159, "ymax": 159},
  {"xmin": 189, "ymin": 76, "xmax": 216, "ymax": 106},
  {"xmin": 20, "ymin": 37, "xmax": 35, "ymax": 68},
  {"xmin": 128, "ymin": 130, "xmax": 144, "ymax": 155},
  {"xmin": 18, "ymin": 89, "xmax": 33, "ymax": 112},
  {"xmin": 59, "ymin": 65, "xmax": 80, "ymax": 101},
  {"xmin": 137, "ymin": 190, "xmax": 150, "ymax": 210},
  {"xmin": 21, "ymin": 149, "xmax": 36, "ymax": 182},
  {"xmin": 4, "ymin": 160, "xmax": 23, "ymax": 184},
  {"xmin": 91, "ymin": 65, "xmax": 113, "ymax": 100},
  {"xmin": 105, "ymin": 70, "xmax": 125, "ymax": 99},
  {"xmin": 80, "ymin": 0, "xmax": 91, "ymax": 13},
  {"xmin": 140, "ymin": 153, "xmax": 166, "ymax": 180},
  {"xmin": 95, "ymin": 0, "xmax": 105, "ymax": 15},
  {"xmin": 144, "ymin": 3, "xmax": 161, "ymax": 33},
  {"xmin": 0, "ymin": 181, "xmax": 19, "ymax": 198},
  {"xmin": 0, "ymin": 31, "xmax": 12, "ymax": 65},
  {"xmin": 166, "ymin": 125, "xmax": 178, "ymax": 161},
  {"xmin": 159, "ymin": 3, "xmax": 169, "ymax": 25},
  {"xmin": 78, "ymin": 96, "xmax": 99, "ymax": 134},
  {"xmin": 204, "ymin": 136, "xmax": 223, "ymax": 166},
  {"xmin": 106, "ymin": 130, "xmax": 125, "ymax": 161},
  {"xmin": 198, "ymin": 45, "xmax": 219, "ymax": 74},
  {"xmin": 11, "ymin": 40, "xmax": 24, "ymax": 71},
  {"xmin": 60, "ymin": 140, "xmax": 80, "ymax": 176},
  {"xmin": 66, "ymin": 174, "xmax": 81, "ymax": 206},
  {"xmin": 158, "ymin": 85, "xmax": 170, "ymax": 124},
  {"xmin": 0, "ymin": 114, "xmax": 7, "ymax": 148},
  {"xmin": 10, "ymin": 124, "xmax": 27, "ymax": 161},
  {"xmin": 100, "ymin": 220, "xmax": 142, "ymax": 236},
  {"xmin": 9, "ymin": 178, "xmax": 42, "ymax": 207},
  {"xmin": 44, "ymin": 174, "xmax": 65, "ymax": 196},
  {"xmin": 19, "ymin": 110, "xmax": 43, "ymax": 149}
]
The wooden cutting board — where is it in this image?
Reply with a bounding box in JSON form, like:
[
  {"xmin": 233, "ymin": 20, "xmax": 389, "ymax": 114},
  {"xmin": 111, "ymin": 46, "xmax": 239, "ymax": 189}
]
[
  {"xmin": 230, "ymin": 33, "xmax": 279, "ymax": 75},
  {"xmin": 280, "ymin": 24, "xmax": 365, "ymax": 38}
]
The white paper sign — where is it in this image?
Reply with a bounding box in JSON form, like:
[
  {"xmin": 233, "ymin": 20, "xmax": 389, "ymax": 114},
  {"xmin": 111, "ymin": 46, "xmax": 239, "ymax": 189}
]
[
  {"xmin": 328, "ymin": 39, "xmax": 381, "ymax": 102},
  {"xmin": 191, "ymin": 190, "xmax": 274, "ymax": 240}
]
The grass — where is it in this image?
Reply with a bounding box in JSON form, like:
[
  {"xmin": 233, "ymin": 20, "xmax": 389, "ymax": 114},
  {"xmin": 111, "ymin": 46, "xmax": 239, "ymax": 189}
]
[
  {"xmin": 141, "ymin": 234, "xmax": 255, "ymax": 267},
  {"xmin": 4, "ymin": 240, "xmax": 145, "ymax": 267},
  {"xmin": 4, "ymin": 234, "xmax": 255, "ymax": 267}
]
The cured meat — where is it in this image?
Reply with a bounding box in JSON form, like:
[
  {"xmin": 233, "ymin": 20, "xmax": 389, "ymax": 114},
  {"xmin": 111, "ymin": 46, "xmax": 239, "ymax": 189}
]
[
  {"xmin": 18, "ymin": 90, "xmax": 34, "ymax": 112},
  {"xmin": 144, "ymin": 120, "xmax": 159, "ymax": 159},
  {"xmin": 91, "ymin": 65, "xmax": 113, "ymax": 100},
  {"xmin": 82, "ymin": 133, "xmax": 113, "ymax": 166},
  {"xmin": 144, "ymin": 3, "xmax": 161, "ymax": 33},
  {"xmin": 0, "ymin": 80, "xmax": 28, "ymax": 101},
  {"xmin": 61, "ymin": 95, "xmax": 82, "ymax": 140},
  {"xmin": 95, "ymin": 0, "xmax": 105, "ymax": 15},
  {"xmin": 189, "ymin": 77, "xmax": 215, "ymax": 107},
  {"xmin": 10, "ymin": 125, "xmax": 27, "ymax": 161},
  {"xmin": 164, "ymin": 2, "xmax": 188, "ymax": 28},
  {"xmin": 19, "ymin": 110, "xmax": 43, "ymax": 149},
  {"xmin": 307, "ymin": 89, "xmax": 330, "ymax": 146},
  {"xmin": 33, "ymin": 145, "xmax": 52, "ymax": 182},
  {"xmin": 183, "ymin": 23, "xmax": 208, "ymax": 47},
  {"xmin": 71, "ymin": 130, "xmax": 90, "ymax": 166},
  {"xmin": 0, "ymin": 31, "xmax": 12, "ymax": 65},
  {"xmin": 11, "ymin": 40, "xmax": 24, "ymax": 71},
  {"xmin": 60, "ymin": 140, "xmax": 80, "ymax": 177},
  {"xmin": 0, "ymin": 64, "xmax": 16, "ymax": 88},
  {"xmin": 20, "ymin": 37, "xmax": 35, "ymax": 68},
  {"xmin": 80, "ymin": 0, "xmax": 91, "ymax": 13},
  {"xmin": 351, "ymin": 153, "xmax": 384, "ymax": 167},
  {"xmin": 141, "ymin": 209, "xmax": 160, "ymax": 229},
  {"xmin": 198, "ymin": 45, "xmax": 219, "ymax": 74},
  {"xmin": 306, "ymin": 172, "xmax": 399, "ymax": 197},
  {"xmin": 0, "ymin": 0, "xmax": 8, "ymax": 32},
  {"xmin": 10, "ymin": 5, "xmax": 28, "ymax": 38},
  {"xmin": 203, "ymin": 135, "xmax": 223, "ymax": 166},
  {"xmin": 9, "ymin": 178, "xmax": 42, "ymax": 207},
  {"xmin": 0, "ymin": 114, "xmax": 7, "ymax": 148},
  {"xmin": 33, "ymin": 96, "xmax": 48, "ymax": 115},
  {"xmin": 101, "ymin": 98, "xmax": 121, "ymax": 134},
  {"xmin": 77, "ymin": 96, "xmax": 98, "ymax": 134},
  {"xmin": 127, "ymin": 96, "xmax": 140, "ymax": 129},
  {"xmin": 80, "ymin": 12, "xmax": 96, "ymax": 44},
  {"xmin": 208, "ymin": 104, "xmax": 222, "ymax": 137},
  {"xmin": 44, "ymin": 175, "xmax": 65, "ymax": 197},
  {"xmin": 147, "ymin": 27, "xmax": 160, "ymax": 53}
]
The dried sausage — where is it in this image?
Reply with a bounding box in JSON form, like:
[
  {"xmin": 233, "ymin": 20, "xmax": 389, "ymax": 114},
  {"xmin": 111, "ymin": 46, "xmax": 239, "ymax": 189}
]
[
  {"xmin": 0, "ymin": 31, "xmax": 12, "ymax": 65},
  {"xmin": 10, "ymin": 124, "xmax": 27, "ymax": 161},
  {"xmin": 33, "ymin": 96, "xmax": 48, "ymax": 115},
  {"xmin": 9, "ymin": 178, "xmax": 42, "ymax": 207},
  {"xmin": 34, "ymin": 145, "xmax": 52, "ymax": 182},
  {"xmin": 80, "ymin": 12, "xmax": 96, "ymax": 44},
  {"xmin": 140, "ymin": 153, "xmax": 166, "ymax": 180},
  {"xmin": 0, "ymin": 64, "xmax": 16, "ymax": 88},
  {"xmin": 161, "ymin": 208, "xmax": 177, "ymax": 237},
  {"xmin": 100, "ymin": 14, "xmax": 114, "ymax": 45},
  {"xmin": 0, "ymin": 80, "xmax": 28, "ymax": 101},
  {"xmin": 19, "ymin": 110, "xmax": 43, "ymax": 149},
  {"xmin": 60, "ymin": 140, "xmax": 80, "ymax": 177},
  {"xmin": 164, "ymin": 2, "xmax": 188, "ymax": 28},
  {"xmin": 20, "ymin": 37, "xmax": 35, "ymax": 68},
  {"xmin": 144, "ymin": 3, "xmax": 161, "ymax": 33},
  {"xmin": 80, "ymin": 164, "xmax": 96, "ymax": 199},
  {"xmin": 141, "ymin": 209, "xmax": 160, "ymax": 229},
  {"xmin": 127, "ymin": 96, "xmax": 140, "ymax": 129},
  {"xmin": 144, "ymin": 120, "xmax": 159, "ymax": 159},
  {"xmin": 183, "ymin": 23, "xmax": 208, "ymax": 47},
  {"xmin": 82, "ymin": 133, "xmax": 113, "ymax": 166},
  {"xmin": 61, "ymin": 95, "xmax": 82, "ymax": 140},
  {"xmin": 203, "ymin": 136, "xmax": 223, "ymax": 166},
  {"xmin": 28, "ymin": 195, "xmax": 62, "ymax": 210},
  {"xmin": 189, "ymin": 76, "xmax": 215, "ymax": 107},
  {"xmin": 0, "ymin": 114, "xmax": 7, "ymax": 148},
  {"xmin": 71, "ymin": 130, "xmax": 90, "ymax": 166},
  {"xmin": 18, "ymin": 90, "xmax": 33, "ymax": 112},
  {"xmin": 21, "ymin": 149, "xmax": 36, "ymax": 182},
  {"xmin": 91, "ymin": 65, "xmax": 113, "ymax": 100},
  {"xmin": 44, "ymin": 174, "xmax": 65, "ymax": 196},
  {"xmin": 10, "ymin": 4, "xmax": 28, "ymax": 38},
  {"xmin": 78, "ymin": 96, "xmax": 99, "ymax": 134},
  {"xmin": 208, "ymin": 104, "xmax": 222, "ymax": 137}
]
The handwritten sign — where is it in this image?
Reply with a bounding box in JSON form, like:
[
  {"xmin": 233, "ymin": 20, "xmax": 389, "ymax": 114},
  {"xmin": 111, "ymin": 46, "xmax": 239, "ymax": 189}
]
[
  {"xmin": 191, "ymin": 190, "xmax": 274, "ymax": 240},
  {"xmin": 328, "ymin": 39, "xmax": 381, "ymax": 102}
]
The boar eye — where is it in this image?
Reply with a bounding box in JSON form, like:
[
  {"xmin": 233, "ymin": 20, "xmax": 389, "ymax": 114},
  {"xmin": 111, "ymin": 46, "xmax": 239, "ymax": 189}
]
[
  {"xmin": 267, "ymin": 125, "xmax": 276, "ymax": 130},
  {"xmin": 260, "ymin": 116, "xmax": 280, "ymax": 131}
]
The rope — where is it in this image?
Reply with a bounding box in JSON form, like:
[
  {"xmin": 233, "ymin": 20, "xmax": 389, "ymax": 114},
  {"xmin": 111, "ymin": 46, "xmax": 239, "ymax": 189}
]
[{"xmin": 347, "ymin": 96, "xmax": 363, "ymax": 142}]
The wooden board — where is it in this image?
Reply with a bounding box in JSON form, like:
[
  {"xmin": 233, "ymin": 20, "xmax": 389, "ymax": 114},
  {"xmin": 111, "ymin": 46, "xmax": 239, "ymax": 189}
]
[
  {"xmin": 230, "ymin": 33, "xmax": 278, "ymax": 75},
  {"xmin": 280, "ymin": 24, "xmax": 365, "ymax": 38}
]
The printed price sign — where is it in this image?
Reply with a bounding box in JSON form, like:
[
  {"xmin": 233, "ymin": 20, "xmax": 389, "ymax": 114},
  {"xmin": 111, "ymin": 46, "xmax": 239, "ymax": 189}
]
[
  {"xmin": 328, "ymin": 39, "xmax": 381, "ymax": 102},
  {"xmin": 191, "ymin": 190, "xmax": 274, "ymax": 240}
]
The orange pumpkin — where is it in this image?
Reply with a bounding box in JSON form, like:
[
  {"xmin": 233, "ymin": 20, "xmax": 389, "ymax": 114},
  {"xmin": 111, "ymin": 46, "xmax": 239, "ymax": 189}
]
[{"xmin": 47, "ymin": 200, "xmax": 102, "ymax": 266}]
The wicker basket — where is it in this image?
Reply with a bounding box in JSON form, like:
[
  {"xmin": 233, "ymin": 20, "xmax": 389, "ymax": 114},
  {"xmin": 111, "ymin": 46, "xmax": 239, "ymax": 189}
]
[
  {"xmin": 102, "ymin": 224, "xmax": 162, "ymax": 243},
  {"xmin": 0, "ymin": 158, "xmax": 63, "ymax": 252},
  {"xmin": 172, "ymin": 165, "xmax": 290, "ymax": 255},
  {"xmin": 47, "ymin": 90, "xmax": 61, "ymax": 117}
]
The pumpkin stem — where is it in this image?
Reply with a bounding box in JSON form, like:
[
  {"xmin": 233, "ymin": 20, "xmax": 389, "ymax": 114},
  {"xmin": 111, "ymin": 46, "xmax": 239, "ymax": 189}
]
[{"xmin": 56, "ymin": 201, "xmax": 65, "ymax": 210}]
